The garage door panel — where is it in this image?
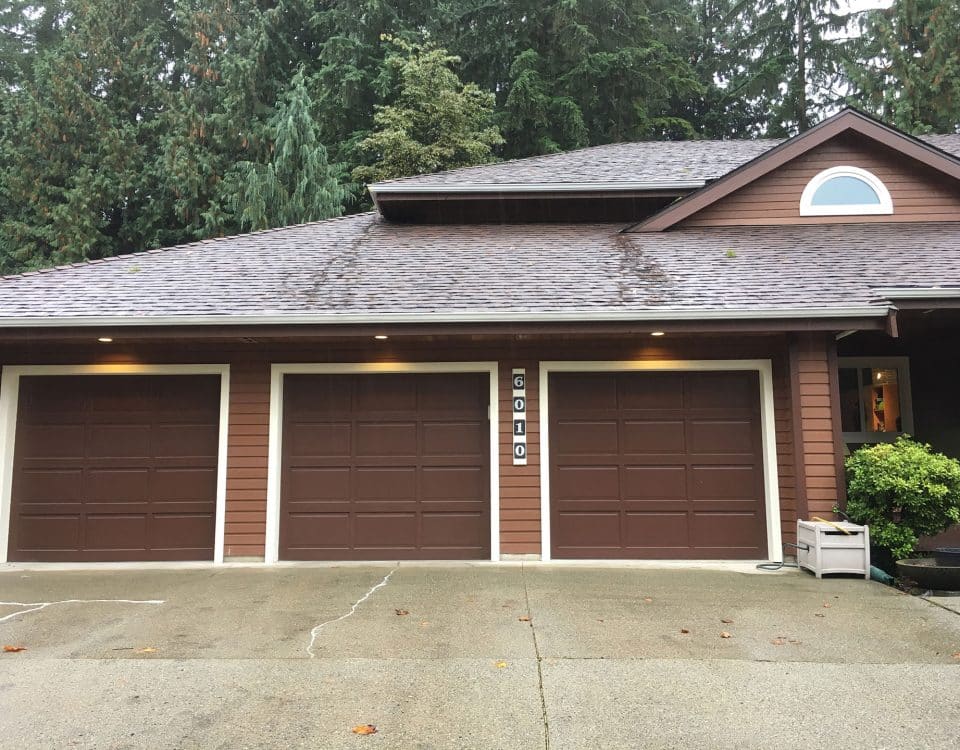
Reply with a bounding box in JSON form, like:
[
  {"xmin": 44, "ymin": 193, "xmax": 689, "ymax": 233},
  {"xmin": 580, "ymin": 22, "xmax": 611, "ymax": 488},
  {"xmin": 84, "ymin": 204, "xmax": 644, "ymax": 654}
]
[
  {"xmin": 554, "ymin": 511, "xmax": 620, "ymax": 549},
  {"xmin": 552, "ymin": 374, "xmax": 619, "ymax": 410},
  {"xmin": 625, "ymin": 512, "xmax": 690, "ymax": 548},
  {"xmin": 280, "ymin": 372, "xmax": 490, "ymax": 560},
  {"xmin": 9, "ymin": 375, "xmax": 220, "ymax": 562},
  {"xmin": 422, "ymin": 421, "xmax": 485, "ymax": 456},
  {"xmin": 621, "ymin": 420, "xmax": 685, "ymax": 453},
  {"xmin": 554, "ymin": 465, "xmax": 620, "ymax": 500},
  {"xmin": 355, "ymin": 422, "xmax": 417, "ymax": 457},
  {"xmin": 16, "ymin": 424, "xmax": 85, "ymax": 457},
  {"xmin": 553, "ymin": 421, "xmax": 618, "ymax": 455},
  {"xmin": 690, "ymin": 513, "xmax": 764, "ymax": 551},
  {"xmin": 622, "ymin": 466, "xmax": 686, "ymax": 500},
  {"xmin": 550, "ymin": 370, "xmax": 766, "ymax": 559},
  {"xmin": 15, "ymin": 515, "xmax": 81, "ymax": 551},
  {"xmin": 14, "ymin": 469, "xmax": 84, "ymax": 502},
  {"xmin": 354, "ymin": 376, "xmax": 418, "ymax": 412},
  {"xmin": 421, "ymin": 512, "xmax": 486, "ymax": 547},
  {"xmin": 688, "ymin": 420, "xmax": 755, "ymax": 454},
  {"xmin": 149, "ymin": 514, "xmax": 216, "ymax": 550},
  {"xmin": 421, "ymin": 466, "xmax": 485, "ymax": 499},
  {"xmin": 87, "ymin": 424, "xmax": 151, "ymax": 458},
  {"xmin": 619, "ymin": 374, "xmax": 684, "ymax": 409},
  {"xmin": 153, "ymin": 424, "xmax": 219, "ymax": 458},
  {"xmin": 691, "ymin": 465, "xmax": 759, "ymax": 499},
  {"xmin": 83, "ymin": 514, "xmax": 147, "ymax": 550},
  {"xmin": 86, "ymin": 468, "xmax": 148, "ymax": 502},
  {"xmin": 355, "ymin": 467, "xmax": 416, "ymax": 500},
  {"xmin": 285, "ymin": 513, "xmax": 351, "ymax": 550},
  {"xmin": 354, "ymin": 512, "xmax": 417, "ymax": 548},
  {"xmin": 287, "ymin": 422, "xmax": 351, "ymax": 457},
  {"xmin": 685, "ymin": 372, "xmax": 757, "ymax": 409},
  {"xmin": 286, "ymin": 467, "xmax": 351, "ymax": 501}
]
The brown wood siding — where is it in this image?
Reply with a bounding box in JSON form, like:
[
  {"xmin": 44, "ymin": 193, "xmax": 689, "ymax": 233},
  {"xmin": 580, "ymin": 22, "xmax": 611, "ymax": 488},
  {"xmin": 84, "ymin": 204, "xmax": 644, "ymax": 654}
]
[
  {"xmin": 499, "ymin": 361, "xmax": 541, "ymax": 555},
  {"xmin": 790, "ymin": 333, "xmax": 841, "ymax": 520},
  {"xmin": 1, "ymin": 334, "xmax": 804, "ymax": 561},
  {"xmin": 681, "ymin": 134, "xmax": 960, "ymax": 227},
  {"xmin": 224, "ymin": 362, "xmax": 270, "ymax": 558}
]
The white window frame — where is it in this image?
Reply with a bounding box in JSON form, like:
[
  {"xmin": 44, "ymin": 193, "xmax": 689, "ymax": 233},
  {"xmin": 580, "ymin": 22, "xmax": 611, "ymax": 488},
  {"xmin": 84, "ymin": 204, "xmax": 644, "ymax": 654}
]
[
  {"xmin": 0, "ymin": 364, "xmax": 231, "ymax": 564},
  {"xmin": 538, "ymin": 359, "xmax": 782, "ymax": 563},
  {"xmin": 799, "ymin": 165, "xmax": 894, "ymax": 216},
  {"xmin": 265, "ymin": 362, "xmax": 500, "ymax": 564},
  {"xmin": 838, "ymin": 356, "xmax": 914, "ymax": 444}
]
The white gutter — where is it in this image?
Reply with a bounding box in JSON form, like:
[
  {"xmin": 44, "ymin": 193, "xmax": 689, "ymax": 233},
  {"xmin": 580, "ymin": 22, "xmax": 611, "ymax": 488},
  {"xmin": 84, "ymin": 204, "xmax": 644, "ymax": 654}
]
[
  {"xmin": 368, "ymin": 180, "xmax": 706, "ymax": 196},
  {"xmin": 0, "ymin": 306, "xmax": 889, "ymax": 329},
  {"xmin": 873, "ymin": 287, "xmax": 960, "ymax": 300}
]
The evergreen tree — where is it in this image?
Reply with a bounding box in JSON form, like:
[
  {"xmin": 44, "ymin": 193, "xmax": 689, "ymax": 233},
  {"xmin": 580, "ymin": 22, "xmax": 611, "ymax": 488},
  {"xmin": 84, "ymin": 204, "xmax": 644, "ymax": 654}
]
[
  {"xmin": 220, "ymin": 70, "xmax": 350, "ymax": 231},
  {"xmin": 352, "ymin": 37, "xmax": 503, "ymax": 184},
  {"xmin": 849, "ymin": 0, "xmax": 960, "ymax": 134}
]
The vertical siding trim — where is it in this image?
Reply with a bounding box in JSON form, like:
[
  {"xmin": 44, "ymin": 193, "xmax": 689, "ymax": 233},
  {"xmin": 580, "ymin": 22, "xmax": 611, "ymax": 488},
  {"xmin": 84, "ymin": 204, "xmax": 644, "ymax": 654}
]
[
  {"xmin": 826, "ymin": 339, "xmax": 848, "ymax": 509},
  {"xmin": 788, "ymin": 339, "xmax": 810, "ymax": 523}
]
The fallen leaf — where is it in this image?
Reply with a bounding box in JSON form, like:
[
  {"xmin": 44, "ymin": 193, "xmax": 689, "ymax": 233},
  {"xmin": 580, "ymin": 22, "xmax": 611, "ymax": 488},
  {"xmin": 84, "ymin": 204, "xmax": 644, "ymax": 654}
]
[
  {"xmin": 394, "ymin": 609, "xmax": 409, "ymax": 616},
  {"xmin": 814, "ymin": 613, "xmax": 826, "ymax": 618},
  {"xmin": 3, "ymin": 645, "xmax": 26, "ymax": 653},
  {"xmin": 951, "ymin": 652, "xmax": 960, "ymax": 660},
  {"xmin": 680, "ymin": 628, "xmax": 690, "ymax": 634},
  {"xmin": 789, "ymin": 639, "xmax": 802, "ymax": 644},
  {"xmin": 643, "ymin": 597, "xmax": 653, "ymax": 603},
  {"xmin": 823, "ymin": 603, "xmax": 832, "ymax": 609},
  {"xmin": 352, "ymin": 724, "xmax": 377, "ymax": 735},
  {"xmin": 518, "ymin": 616, "xmax": 531, "ymax": 622},
  {"xmin": 720, "ymin": 632, "xmax": 732, "ymax": 639},
  {"xmin": 596, "ymin": 619, "xmax": 605, "ymax": 623},
  {"xmin": 135, "ymin": 647, "xmax": 157, "ymax": 654},
  {"xmin": 495, "ymin": 660, "xmax": 508, "ymax": 669},
  {"xmin": 771, "ymin": 638, "xmax": 786, "ymax": 646},
  {"xmin": 721, "ymin": 618, "xmax": 734, "ymax": 624}
]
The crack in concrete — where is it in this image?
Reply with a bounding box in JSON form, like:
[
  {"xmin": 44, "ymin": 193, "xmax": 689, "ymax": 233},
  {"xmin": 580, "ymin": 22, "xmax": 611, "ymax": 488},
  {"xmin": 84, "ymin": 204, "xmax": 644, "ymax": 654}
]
[
  {"xmin": 305, "ymin": 568, "xmax": 397, "ymax": 659},
  {"xmin": 0, "ymin": 599, "xmax": 164, "ymax": 624},
  {"xmin": 521, "ymin": 563, "xmax": 550, "ymax": 750}
]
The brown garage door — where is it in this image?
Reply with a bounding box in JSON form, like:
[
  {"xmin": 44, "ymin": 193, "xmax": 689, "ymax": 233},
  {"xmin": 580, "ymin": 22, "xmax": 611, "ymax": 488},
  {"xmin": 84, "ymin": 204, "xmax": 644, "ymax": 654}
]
[
  {"xmin": 280, "ymin": 372, "xmax": 490, "ymax": 560},
  {"xmin": 550, "ymin": 371, "xmax": 767, "ymax": 559},
  {"xmin": 9, "ymin": 375, "xmax": 220, "ymax": 562}
]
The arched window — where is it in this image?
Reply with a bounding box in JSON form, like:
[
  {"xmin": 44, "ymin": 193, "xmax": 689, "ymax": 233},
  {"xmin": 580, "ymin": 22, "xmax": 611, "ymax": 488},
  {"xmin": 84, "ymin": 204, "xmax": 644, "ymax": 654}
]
[{"xmin": 799, "ymin": 166, "xmax": 893, "ymax": 216}]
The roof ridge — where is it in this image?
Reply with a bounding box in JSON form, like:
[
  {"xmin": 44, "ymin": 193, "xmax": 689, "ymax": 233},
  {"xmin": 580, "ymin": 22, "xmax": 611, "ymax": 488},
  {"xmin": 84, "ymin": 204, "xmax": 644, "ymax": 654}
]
[
  {"xmin": 370, "ymin": 137, "xmax": 784, "ymax": 187},
  {"xmin": 1, "ymin": 211, "xmax": 379, "ymax": 281}
]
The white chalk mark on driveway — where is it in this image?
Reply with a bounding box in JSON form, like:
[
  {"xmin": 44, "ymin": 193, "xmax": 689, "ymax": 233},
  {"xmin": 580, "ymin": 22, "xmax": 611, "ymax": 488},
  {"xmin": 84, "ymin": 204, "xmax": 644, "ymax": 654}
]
[
  {"xmin": 306, "ymin": 568, "xmax": 397, "ymax": 658},
  {"xmin": 0, "ymin": 599, "xmax": 165, "ymax": 624}
]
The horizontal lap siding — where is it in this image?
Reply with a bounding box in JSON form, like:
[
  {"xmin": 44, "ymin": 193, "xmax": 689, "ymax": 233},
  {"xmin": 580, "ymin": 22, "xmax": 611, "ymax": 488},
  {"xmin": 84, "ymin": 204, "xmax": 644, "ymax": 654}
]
[
  {"xmin": 681, "ymin": 135, "xmax": 960, "ymax": 227},
  {"xmin": 499, "ymin": 362, "xmax": 540, "ymax": 555},
  {"xmin": 791, "ymin": 334, "xmax": 840, "ymax": 521},
  {"xmin": 224, "ymin": 362, "xmax": 270, "ymax": 558}
]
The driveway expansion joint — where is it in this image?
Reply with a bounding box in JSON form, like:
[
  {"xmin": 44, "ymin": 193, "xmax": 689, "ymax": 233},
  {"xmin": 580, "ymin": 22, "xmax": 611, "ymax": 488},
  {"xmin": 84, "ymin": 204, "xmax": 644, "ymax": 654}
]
[
  {"xmin": 305, "ymin": 567, "xmax": 398, "ymax": 658},
  {"xmin": 522, "ymin": 563, "xmax": 550, "ymax": 750}
]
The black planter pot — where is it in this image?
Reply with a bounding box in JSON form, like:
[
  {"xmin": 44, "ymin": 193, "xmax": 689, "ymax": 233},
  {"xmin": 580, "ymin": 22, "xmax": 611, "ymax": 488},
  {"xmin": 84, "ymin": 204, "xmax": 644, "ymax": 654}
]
[
  {"xmin": 871, "ymin": 545, "xmax": 897, "ymax": 576},
  {"xmin": 934, "ymin": 547, "xmax": 960, "ymax": 566}
]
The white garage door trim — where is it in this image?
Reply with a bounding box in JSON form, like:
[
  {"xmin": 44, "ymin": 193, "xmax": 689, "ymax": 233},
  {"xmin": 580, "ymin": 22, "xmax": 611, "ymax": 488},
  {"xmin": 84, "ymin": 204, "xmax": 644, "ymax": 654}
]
[
  {"xmin": 265, "ymin": 362, "xmax": 500, "ymax": 564},
  {"xmin": 0, "ymin": 364, "xmax": 231, "ymax": 564},
  {"xmin": 538, "ymin": 359, "xmax": 782, "ymax": 563}
]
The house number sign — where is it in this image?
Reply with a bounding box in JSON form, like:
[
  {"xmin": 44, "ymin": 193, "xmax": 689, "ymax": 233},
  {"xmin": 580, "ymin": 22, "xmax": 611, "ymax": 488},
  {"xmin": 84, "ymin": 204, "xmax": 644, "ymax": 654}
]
[{"xmin": 512, "ymin": 368, "xmax": 527, "ymax": 466}]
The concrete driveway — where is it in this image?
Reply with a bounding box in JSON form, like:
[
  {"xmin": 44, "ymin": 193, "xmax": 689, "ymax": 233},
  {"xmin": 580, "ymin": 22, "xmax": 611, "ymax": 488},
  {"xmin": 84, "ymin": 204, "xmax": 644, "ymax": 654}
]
[{"xmin": 0, "ymin": 564, "xmax": 958, "ymax": 749}]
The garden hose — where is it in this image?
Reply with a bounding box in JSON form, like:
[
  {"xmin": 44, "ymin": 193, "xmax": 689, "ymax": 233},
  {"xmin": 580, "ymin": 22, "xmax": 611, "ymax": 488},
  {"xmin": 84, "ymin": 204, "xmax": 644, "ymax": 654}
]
[{"xmin": 756, "ymin": 542, "xmax": 809, "ymax": 571}]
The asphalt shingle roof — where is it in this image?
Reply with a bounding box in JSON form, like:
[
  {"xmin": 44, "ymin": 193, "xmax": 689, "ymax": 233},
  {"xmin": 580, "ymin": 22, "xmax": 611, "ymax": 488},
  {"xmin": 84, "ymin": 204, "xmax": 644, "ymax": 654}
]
[
  {"xmin": 371, "ymin": 134, "xmax": 960, "ymax": 189},
  {"xmin": 2, "ymin": 215, "xmax": 960, "ymax": 322}
]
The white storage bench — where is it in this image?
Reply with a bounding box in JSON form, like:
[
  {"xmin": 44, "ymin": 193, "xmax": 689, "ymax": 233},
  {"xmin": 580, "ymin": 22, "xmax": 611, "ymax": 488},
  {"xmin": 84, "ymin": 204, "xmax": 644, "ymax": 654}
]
[{"xmin": 797, "ymin": 520, "xmax": 871, "ymax": 579}]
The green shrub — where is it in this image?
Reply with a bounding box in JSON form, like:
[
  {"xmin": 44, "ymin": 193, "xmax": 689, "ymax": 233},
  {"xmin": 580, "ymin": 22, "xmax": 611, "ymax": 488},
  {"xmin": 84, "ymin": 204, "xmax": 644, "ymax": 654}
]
[{"xmin": 845, "ymin": 437, "xmax": 960, "ymax": 560}]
